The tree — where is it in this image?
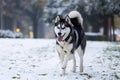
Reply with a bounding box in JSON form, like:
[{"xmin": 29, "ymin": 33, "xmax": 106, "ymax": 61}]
[
  {"xmin": 0, "ymin": 0, "xmax": 47, "ymax": 38},
  {"xmin": 45, "ymin": 0, "xmax": 83, "ymax": 23},
  {"xmin": 85, "ymin": 0, "xmax": 120, "ymax": 41},
  {"xmin": 45, "ymin": 0, "xmax": 120, "ymax": 41},
  {"xmin": 18, "ymin": 0, "xmax": 47, "ymax": 38},
  {"xmin": 0, "ymin": 0, "xmax": 15, "ymax": 30}
]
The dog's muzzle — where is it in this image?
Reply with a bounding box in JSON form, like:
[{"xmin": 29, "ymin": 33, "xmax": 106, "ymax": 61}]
[
  {"xmin": 58, "ymin": 36, "xmax": 63, "ymax": 42},
  {"xmin": 57, "ymin": 33, "xmax": 65, "ymax": 42}
]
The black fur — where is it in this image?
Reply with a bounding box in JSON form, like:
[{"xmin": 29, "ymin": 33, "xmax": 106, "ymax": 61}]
[
  {"xmin": 55, "ymin": 15, "xmax": 86, "ymax": 54},
  {"xmin": 54, "ymin": 11, "xmax": 86, "ymax": 75}
]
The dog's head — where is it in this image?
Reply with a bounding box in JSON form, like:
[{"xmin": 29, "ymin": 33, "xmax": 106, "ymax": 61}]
[{"xmin": 54, "ymin": 15, "xmax": 72, "ymax": 42}]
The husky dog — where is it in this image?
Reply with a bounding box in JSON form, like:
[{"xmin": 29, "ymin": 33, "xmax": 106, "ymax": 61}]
[{"xmin": 54, "ymin": 11, "xmax": 86, "ymax": 76}]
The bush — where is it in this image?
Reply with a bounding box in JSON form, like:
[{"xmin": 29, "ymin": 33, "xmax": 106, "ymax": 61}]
[{"xmin": 0, "ymin": 30, "xmax": 23, "ymax": 38}]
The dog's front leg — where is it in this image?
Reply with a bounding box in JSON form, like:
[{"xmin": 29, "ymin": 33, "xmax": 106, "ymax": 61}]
[
  {"xmin": 61, "ymin": 54, "xmax": 70, "ymax": 76},
  {"xmin": 59, "ymin": 52, "xmax": 64, "ymax": 65},
  {"xmin": 72, "ymin": 54, "xmax": 76, "ymax": 73},
  {"xmin": 59, "ymin": 52, "xmax": 65, "ymax": 76}
]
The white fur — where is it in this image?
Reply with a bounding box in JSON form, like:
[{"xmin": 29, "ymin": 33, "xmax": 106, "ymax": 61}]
[
  {"xmin": 55, "ymin": 16, "xmax": 60, "ymax": 23},
  {"xmin": 77, "ymin": 46, "xmax": 84, "ymax": 72},
  {"xmin": 56, "ymin": 41, "xmax": 75, "ymax": 76},
  {"xmin": 68, "ymin": 11, "xmax": 83, "ymax": 26},
  {"xmin": 54, "ymin": 24, "xmax": 71, "ymax": 40},
  {"xmin": 56, "ymin": 41, "xmax": 84, "ymax": 76},
  {"xmin": 55, "ymin": 11, "xmax": 85, "ymax": 76}
]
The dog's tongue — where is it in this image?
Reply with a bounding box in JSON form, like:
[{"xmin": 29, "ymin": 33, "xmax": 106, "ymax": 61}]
[{"xmin": 58, "ymin": 36, "xmax": 63, "ymax": 42}]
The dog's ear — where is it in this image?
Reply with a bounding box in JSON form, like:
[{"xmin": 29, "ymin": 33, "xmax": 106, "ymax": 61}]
[
  {"xmin": 55, "ymin": 15, "xmax": 60, "ymax": 23},
  {"xmin": 65, "ymin": 15, "xmax": 71, "ymax": 24}
]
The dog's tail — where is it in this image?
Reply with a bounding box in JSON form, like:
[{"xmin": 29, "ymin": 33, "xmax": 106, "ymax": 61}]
[{"xmin": 68, "ymin": 11, "xmax": 83, "ymax": 27}]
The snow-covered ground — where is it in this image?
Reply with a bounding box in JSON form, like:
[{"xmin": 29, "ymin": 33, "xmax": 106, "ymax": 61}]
[{"xmin": 0, "ymin": 39, "xmax": 120, "ymax": 80}]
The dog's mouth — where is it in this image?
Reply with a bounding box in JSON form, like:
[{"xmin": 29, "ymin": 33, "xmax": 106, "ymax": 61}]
[
  {"xmin": 57, "ymin": 34, "xmax": 65, "ymax": 42},
  {"xmin": 58, "ymin": 36, "xmax": 63, "ymax": 42}
]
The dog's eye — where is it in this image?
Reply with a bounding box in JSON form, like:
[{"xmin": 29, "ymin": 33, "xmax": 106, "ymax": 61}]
[
  {"xmin": 57, "ymin": 27, "xmax": 60, "ymax": 29},
  {"xmin": 55, "ymin": 23, "xmax": 58, "ymax": 26},
  {"xmin": 62, "ymin": 27, "xmax": 65, "ymax": 29}
]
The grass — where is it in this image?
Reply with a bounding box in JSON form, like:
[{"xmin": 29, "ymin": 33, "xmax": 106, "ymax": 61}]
[
  {"xmin": 39, "ymin": 73, "xmax": 48, "ymax": 76},
  {"xmin": 80, "ymin": 73, "xmax": 92, "ymax": 79},
  {"xmin": 106, "ymin": 46, "xmax": 120, "ymax": 52},
  {"xmin": 101, "ymin": 43, "xmax": 120, "ymax": 80}
]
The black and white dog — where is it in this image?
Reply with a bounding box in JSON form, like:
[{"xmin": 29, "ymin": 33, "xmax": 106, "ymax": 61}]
[{"xmin": 54, "ymin": 11, "xmax": 86, "ymax": 76}]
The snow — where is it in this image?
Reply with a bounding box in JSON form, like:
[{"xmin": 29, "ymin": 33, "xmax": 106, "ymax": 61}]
[
  {"xmin": 85, "ymin": 32, "xmax": 103, "ymax": 36},
  {"xmin": 0, "ymin": 39, "xmax": 120, "ymax": 80}
]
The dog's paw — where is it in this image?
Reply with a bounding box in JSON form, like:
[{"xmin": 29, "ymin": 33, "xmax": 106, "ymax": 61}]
[
  {"xmin": 60, "ymin": 74, "xmax": 64, "ymax": 76},
  {"xmin": 80, "ymin": 72, "xmax": 84, "ymax": 75},
  {"xmin": 80, "ymin": 68, "xmax": 83, "ymax": 73},
  {"xmin": 60, "ymin": 73, "xmax": 66, "ymax": 76},
  {"xmin": 60, "ymin": 69, "xmax": 66, "ymax": 76},
  {"xmin": 71, "ymin": 69, "xmax": 76, "ymax": 73}
]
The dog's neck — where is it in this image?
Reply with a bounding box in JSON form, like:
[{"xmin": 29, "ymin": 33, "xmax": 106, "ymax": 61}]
[
  {"xmin": 65, "ymin": 27, "xmax": 75, "ymax": 43},
  {"xmin": 64, "ymin": 35, "xmax": 72, "ymax": 43}
]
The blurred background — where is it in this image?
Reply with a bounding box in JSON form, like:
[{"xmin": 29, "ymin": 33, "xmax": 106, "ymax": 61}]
[{"xmin": 0, "ymin": 0, "xmax": 120, "ymax": 41}]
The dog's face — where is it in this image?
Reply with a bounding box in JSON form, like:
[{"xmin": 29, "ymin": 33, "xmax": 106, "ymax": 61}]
[{"xmin": 54, "ymin": 16, "xmax": 72, "ymax": 42}]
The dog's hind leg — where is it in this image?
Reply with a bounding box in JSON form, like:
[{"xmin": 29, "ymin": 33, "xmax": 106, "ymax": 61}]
[
  {"xmin": 77, "ymin": 46, "xmax": 84, "ymax": 73},
  {"xmin": 80, "ymin": 52, "xmax": 83, "ymax": 72},
  {"xmin": 72, "ymin": 54, "xmax": 76, "ymax": 73}
]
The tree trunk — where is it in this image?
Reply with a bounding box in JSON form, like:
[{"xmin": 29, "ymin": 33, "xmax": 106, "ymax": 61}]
[
  {"xmin": 111, "ymin": 15, "xmax": 115, "ymax": 41},
  {"xmin": 103, "ymin": 16, "xmax": 109, "ymax": 41},
  {"xmin": 108, "ymin": 16, "xmax": 112, "ymax": 41},
  {"xmin": 38, "ymin": 20, "xmax": 44, "ymax": 38},
  {"xmin": 0, "ymin": 0, "xmax": 3, "ymax": 29},
  {"xmin": 32, "ymin": 18, "xmax": 45, "ymax": 38},
  {"xmin": 32, "ymin": 18, "xmax": 38, "ymax": 38}
]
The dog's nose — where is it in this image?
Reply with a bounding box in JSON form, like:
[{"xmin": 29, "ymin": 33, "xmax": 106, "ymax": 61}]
[{"xmin": 58, "ymin": 32, "xmax": 61, "ymax": 36}]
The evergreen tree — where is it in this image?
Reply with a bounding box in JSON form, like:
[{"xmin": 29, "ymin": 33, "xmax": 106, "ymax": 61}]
[{"xmin": 45, "ymin": 0, "xmax": 120, "ymax": 40}]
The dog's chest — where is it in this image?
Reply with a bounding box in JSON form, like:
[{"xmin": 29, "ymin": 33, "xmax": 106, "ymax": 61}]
[{"xmin": 58, "ymin": 41, "xmax": 73, "ymax": 53}]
